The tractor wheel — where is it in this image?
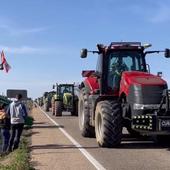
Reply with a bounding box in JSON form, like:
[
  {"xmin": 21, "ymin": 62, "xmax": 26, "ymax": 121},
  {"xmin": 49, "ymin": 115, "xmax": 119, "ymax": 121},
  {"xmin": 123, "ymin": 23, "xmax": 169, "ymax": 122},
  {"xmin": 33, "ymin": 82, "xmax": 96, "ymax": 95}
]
[
  {"xmin": 95, "ymin": 100, "xmax": 122, "ymax": 147},
  {"xmin": 51, "ymin": 101, "xmax": 55, "ymax": 115},
  {"xmin": 78, "ymin": 88, "xmax": 95, "ymax": 137},
  {"xmin": 71, "ymin": 99, "xmax": 78, "ymax": 116},
  {"xmin": 44, "ymin": 103, "xmax": 49, "ymax": 112},
  {"xmin": 55, "ymin": 101, "xmax": 62, "ymax": 116}
]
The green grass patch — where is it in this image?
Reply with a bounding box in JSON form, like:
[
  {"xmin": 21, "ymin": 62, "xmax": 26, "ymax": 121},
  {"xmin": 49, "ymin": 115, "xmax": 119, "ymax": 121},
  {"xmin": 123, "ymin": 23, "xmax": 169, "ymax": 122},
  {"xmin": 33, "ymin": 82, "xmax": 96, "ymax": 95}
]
[
  {"xmin": 0, "ymin": 115, "xmax": 35, "ymax": 170},
  {"xmin": 25, "ymin": 116, "xmax": 34, "ymax": 129},
  {"xmin": 0, "ymin": 138, "xmax": 34, "ymax": 170}
]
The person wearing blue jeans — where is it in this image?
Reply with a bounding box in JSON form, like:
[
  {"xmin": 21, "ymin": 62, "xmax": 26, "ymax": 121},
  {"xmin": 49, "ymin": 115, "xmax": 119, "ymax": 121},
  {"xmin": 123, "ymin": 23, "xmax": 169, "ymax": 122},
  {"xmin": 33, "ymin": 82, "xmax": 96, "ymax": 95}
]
[
  {"xmin": 8, "ymin": 124, "xmax": 24, "ymax": 151},
  {"xmin": 0, "ymin": 103, "xmax": 10, "ymax": 154},
  {"xmin": 1, "ymin": 128, "xmax": 10, "ymax": 153},
  {"xmin": 7, "ymin": 94, "xmax": 27, "ymax": 152}
]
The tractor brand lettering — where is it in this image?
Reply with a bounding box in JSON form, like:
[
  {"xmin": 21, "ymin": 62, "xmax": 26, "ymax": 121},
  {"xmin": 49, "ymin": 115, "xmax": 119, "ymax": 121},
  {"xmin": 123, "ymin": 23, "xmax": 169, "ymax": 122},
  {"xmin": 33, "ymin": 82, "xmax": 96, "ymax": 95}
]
[{"xmin": 161, "ymin": 120, "xmax": 170, "ymax": 127}]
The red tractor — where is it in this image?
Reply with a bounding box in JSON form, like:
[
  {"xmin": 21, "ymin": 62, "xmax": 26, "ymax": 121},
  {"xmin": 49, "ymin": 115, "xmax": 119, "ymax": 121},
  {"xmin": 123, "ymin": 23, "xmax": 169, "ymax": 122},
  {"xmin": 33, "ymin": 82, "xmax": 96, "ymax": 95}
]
[{"xmin": 78, "ymin": 42, "xmax": 170, "ymax": 147}]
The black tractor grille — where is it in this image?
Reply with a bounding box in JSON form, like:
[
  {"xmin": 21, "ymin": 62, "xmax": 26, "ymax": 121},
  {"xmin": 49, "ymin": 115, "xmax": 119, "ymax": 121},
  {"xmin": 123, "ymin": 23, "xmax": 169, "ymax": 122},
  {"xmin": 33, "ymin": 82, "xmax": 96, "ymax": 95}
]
[{"xmin": 128, "ymin": 85, "xmax": 167, "ymax": 104}]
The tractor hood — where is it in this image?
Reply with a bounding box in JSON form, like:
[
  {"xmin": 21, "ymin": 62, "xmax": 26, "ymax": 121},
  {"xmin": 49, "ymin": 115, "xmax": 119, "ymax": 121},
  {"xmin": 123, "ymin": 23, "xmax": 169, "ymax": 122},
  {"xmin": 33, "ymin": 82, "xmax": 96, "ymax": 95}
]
[
  {"xmin": 119, "ymin": 71, "xmax": 167, "ymax": 96},
  {"xmin": 122, "ymin": 71, "xmax": 167, "ymax": 86}
]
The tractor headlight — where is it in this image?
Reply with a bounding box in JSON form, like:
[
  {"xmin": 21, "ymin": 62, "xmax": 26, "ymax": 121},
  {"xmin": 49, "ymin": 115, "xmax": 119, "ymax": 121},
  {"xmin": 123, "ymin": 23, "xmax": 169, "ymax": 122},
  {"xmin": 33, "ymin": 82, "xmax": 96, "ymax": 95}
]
[{"xmin": 133, "ymin": 103, "xmax": 144, "ymax": 110}]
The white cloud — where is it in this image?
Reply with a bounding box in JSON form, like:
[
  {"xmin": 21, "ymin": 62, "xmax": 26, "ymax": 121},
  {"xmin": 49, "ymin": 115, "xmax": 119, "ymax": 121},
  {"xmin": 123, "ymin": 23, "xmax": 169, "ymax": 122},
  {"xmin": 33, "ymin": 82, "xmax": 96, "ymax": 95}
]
[
  {"xmin": 0, "ymin": 21, "xmax": 48, "ymax": 36},
  {"xmin": 0, "ymin": 45, "xmax": 44, "ymax": 54},
  {"xmin": 0, "ymin": 44, "xmax": 78, "ymax": 56},
  {"xmin": 18, "ymin": 27, "xmax": 48, "ymax": 34},
  {"xmin": 10, "ymin": 27, "xmax": 48, "ymax": 36}
]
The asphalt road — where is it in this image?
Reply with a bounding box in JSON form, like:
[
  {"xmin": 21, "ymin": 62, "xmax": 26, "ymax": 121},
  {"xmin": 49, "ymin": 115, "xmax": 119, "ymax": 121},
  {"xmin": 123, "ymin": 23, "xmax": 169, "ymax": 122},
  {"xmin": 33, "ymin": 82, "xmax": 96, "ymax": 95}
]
[{"xmin": 45, "ymin": 110, "xmax": 170, "ymax": 170}]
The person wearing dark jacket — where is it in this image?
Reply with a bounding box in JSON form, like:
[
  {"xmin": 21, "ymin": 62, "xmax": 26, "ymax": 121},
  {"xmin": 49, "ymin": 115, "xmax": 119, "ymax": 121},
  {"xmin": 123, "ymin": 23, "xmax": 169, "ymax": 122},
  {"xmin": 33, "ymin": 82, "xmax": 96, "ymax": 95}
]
[
  {"xmin": 0, "ymin": 103, "xmax": 10, "ymax": 154},
  {"xmin": 8, "ymin": 94, "xmax": 27, "ymax": 152}
]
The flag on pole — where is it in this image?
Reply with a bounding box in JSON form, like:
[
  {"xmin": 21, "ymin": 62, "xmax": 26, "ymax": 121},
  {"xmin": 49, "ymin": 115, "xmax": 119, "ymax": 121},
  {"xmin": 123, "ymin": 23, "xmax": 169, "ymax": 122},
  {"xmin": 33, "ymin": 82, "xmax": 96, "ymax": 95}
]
[{"xmin": 1, "ymin": 51, "xmax": 11, "ymax": 73}]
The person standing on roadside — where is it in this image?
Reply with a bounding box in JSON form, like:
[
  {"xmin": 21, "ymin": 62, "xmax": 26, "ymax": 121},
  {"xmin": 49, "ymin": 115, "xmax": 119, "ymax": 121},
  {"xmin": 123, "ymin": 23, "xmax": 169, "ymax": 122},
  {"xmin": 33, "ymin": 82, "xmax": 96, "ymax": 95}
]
[
  {"xmin": 8, "ymin": 94, "xmax": 27, "ymax": 152},
  {"xmin": 0, "ymin": 103, "xmax": 10, "ymax": 154}
]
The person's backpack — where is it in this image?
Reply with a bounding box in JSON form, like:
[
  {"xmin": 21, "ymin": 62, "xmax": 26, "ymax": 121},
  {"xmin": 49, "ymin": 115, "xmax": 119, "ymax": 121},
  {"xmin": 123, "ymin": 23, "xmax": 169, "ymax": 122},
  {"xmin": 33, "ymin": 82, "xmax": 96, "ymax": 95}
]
[{"xmin": 0, "ymin": 110, "xmax": 8, "ymax": 127}]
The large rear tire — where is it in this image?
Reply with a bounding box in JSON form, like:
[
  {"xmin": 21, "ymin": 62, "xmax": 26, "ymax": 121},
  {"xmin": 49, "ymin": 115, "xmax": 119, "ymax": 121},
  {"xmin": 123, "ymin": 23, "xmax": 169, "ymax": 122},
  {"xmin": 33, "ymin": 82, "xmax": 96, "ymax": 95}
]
[
  {"xmin": 55, "ymin": 101, "xmax": 62, "ymax": 116},
  {"xmin": 78, "ymin": 88, "xmax": 95, "ymax": 137},
  {"xmin": 95, "ymin": 100, "xmax": 122, "ymax": 147},
  {"xmin": 44, "ymin": 103, "xmax": 48, "ymax": 112},
  {"xmin": 51, "ymin": 100, "xmax": 55, "ymax": 115},
  {"xmin": 44, "ymin": 102, "xmax": 50, "ymax": 112}
]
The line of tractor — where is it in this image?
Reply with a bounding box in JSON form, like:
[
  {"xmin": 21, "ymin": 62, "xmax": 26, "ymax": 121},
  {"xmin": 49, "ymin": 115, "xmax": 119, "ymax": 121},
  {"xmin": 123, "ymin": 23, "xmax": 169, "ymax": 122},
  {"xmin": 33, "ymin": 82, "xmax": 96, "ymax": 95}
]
[
  {"xmin": 36, "ymin": 42, "xmax": 170, "ymax": 148},
  {"xmin": 35, "ymin": 83, "xmax": 79, "ymax": 116}
]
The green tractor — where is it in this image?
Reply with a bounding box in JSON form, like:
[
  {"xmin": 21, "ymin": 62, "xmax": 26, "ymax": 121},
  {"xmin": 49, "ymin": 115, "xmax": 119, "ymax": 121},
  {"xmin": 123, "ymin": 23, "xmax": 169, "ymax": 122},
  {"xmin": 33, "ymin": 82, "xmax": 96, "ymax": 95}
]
[
  {"xmin": 43, "ymin": 91, "xmax": 55, "ymax": 112},
  {"xmin": 52, "ymin": 84, "xmax": 78, "ymax": 116},
  {"xmin": 0, "ymin": 95, "xmax": 11, "ymax": 106},
  {"xmin": 38, "ymin": 97, "xmax": 43, "ymax": 107}
]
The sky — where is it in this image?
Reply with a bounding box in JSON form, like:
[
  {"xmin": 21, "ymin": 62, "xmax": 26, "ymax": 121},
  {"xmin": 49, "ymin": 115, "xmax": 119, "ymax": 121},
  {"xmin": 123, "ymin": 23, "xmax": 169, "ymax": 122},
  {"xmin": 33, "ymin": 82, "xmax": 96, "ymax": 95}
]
[{"xmin": 0, "ymin": 0, "xmax": 170, "ymax": 99}]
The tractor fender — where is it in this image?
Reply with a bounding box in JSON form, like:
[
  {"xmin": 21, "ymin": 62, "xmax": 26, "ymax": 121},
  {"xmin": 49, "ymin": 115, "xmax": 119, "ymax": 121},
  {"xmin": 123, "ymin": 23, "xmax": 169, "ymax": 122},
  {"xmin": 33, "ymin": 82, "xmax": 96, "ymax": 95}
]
[
  {"xmin": 82, "ymin": 77, "xmax": 99, "ymax": 94},
  {"xmin": 79, "ymin": 81, "xmax": 91, "ymax": 94}
]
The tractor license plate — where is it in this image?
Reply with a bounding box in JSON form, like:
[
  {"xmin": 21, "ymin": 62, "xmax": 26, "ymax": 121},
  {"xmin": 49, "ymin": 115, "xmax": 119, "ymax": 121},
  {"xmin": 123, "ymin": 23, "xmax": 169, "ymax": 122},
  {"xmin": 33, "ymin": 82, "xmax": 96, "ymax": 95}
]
[{"xmin": 160, "ymin": 119, "xmax": 170, "ymax": 130}]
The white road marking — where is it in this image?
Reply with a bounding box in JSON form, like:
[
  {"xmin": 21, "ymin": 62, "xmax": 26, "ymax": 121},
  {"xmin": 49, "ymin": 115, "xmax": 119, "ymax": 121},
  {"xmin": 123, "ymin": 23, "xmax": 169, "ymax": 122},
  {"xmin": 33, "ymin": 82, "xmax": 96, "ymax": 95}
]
[{"xmin": 38, "ymin": 106, "xmax": 106, "ymax": 170}]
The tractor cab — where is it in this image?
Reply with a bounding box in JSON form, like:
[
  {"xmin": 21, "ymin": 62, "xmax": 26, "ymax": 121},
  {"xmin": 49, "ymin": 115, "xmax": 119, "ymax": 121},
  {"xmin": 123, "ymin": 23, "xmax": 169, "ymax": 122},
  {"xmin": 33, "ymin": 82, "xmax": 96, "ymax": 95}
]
[
  {"xmin": 103, "ymin": 42, "xmax": 147, "ymax": 94},
  {"xmin": 57, "ymin": 84, "xmax": 74, "ymax": 100}
]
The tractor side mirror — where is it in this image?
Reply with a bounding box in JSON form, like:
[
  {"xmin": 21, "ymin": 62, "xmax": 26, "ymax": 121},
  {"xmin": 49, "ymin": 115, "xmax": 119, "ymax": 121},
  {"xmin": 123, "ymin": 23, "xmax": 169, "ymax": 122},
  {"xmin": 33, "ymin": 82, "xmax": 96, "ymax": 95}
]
[
  {"xmin": 52, "ymin": 85, "xmax": 55, "ymax": 89},
  {"xmin": 165, "ymin": 49, "xmax": 170, "ymax": 58},
  {"xmin": 80, "ymin": 49, "xmax": 88, "ymax": 58},
  {"xmin": 157, "ymin": 72, "xmax": 162, "ymax": 77}
]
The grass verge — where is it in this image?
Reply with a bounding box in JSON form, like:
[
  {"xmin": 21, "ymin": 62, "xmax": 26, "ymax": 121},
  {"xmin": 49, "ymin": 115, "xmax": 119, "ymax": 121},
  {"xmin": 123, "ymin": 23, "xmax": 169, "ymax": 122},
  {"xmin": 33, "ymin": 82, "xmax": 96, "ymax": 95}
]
[{"xmin": 0, "ymin": 116, "xmax": 34, "ymax": 170}]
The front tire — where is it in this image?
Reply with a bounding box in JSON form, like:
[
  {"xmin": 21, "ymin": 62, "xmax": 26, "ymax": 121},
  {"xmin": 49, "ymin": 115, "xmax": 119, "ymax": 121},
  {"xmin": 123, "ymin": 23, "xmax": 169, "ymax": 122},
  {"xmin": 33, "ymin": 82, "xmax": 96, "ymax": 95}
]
[
  {"xmin": 71, "ymin": 99, "xmax": 78, "ymax": 116},
  {"xmin": 55, "ymin": 101, "xmax": 62, "ymax": 116},
  {"xmin": 78, "ymin": 88, "xmax": 95, "ymax": 137},
  {"xmin": 95, "ymin": 100, "xmax": 122, "ymax": 147}
]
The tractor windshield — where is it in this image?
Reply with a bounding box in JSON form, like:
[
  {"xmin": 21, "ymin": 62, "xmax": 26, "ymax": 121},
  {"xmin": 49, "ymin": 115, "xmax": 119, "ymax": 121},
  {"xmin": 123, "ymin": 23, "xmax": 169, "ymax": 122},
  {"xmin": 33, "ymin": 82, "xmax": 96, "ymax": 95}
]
[
  {"xmin": 60, "ymin": 86, "xmax": 73, "ymax": 94},
  {"xmin": 107, "ymin": 50, "xmax": 145, "ymax": 90}
]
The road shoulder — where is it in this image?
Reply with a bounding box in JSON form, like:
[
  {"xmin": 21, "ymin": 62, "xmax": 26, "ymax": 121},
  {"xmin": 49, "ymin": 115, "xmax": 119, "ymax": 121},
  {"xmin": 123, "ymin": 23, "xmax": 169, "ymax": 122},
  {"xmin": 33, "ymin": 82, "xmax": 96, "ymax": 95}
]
[{"xmin": 30, "ymin": 107, "xmax": 95, "ymax": 170}]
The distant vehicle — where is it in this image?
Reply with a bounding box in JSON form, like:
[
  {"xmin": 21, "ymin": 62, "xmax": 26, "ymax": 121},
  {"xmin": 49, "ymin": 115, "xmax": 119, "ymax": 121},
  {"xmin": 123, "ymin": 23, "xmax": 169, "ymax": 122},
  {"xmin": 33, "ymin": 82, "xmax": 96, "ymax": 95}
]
[
  {"xmin": 52, "ymin": 83, "xmax": 78, "ymax": 116},
  {"xmin": 43, "ymin": 91, "xmax": 55, "ymax": 112},
  {"xmin": 37, "ymin": 97, "xmax": 43, "ymax": 107}
]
